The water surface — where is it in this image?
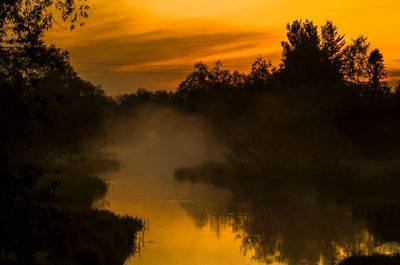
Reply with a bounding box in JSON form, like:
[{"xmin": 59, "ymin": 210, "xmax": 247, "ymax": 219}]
[{"xmin": 99, "ymin": 107, "xmax": 390, "ymax": 265}]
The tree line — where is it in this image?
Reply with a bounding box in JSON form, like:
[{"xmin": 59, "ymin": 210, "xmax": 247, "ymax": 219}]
[
  {"xmin": 85, "ymin": 18, "xmax": 400, "ymax": 265},
  {"xmin": 2, "ymin": 1, "xmax": 400, "ymax": 263},
  {"xmin": 122, "ymin": 21, "xmax": 400, "ymax": 265},
  {"xmin": 117, "ymin": 20, "xmax": 400, "ymax": 160}
]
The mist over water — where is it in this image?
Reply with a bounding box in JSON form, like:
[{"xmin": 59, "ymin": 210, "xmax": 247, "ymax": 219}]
[
  {"xmin": 94, "ymin": 105, "xmax": 400, "ymax": 265},
  {"xmin": 105, "ymin": 105, "xmax": 225, "ymax": 174},
  {"xmin": 99, "ymin": 106, "xmax": 265, "ymax": 265},
  {"xmin": 4, "ymin": 2, "xmax": 400, "ymax": 264}
]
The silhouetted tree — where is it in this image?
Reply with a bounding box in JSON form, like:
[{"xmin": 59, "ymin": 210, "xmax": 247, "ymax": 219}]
[
  {"xmin": 178, "ymin": 62, "xmax": 210, "ymax": 91},
  {"xmin": 178, "ymin": 61, "xmax": 246, "ymax": 93},
  {"xmin": 247, "ymin": 56, "xmax": 274, "ymax": 88},
  {"xmin": 342, "ymin": 36, "xmax": 370, "ymax": 83},
  {"xmin": 281, "ymin": 20, "xmax": 322, "ymax": 84},
  {"xmin": 320, "ymin": 21, "xmax": 346, "ymax": 81},
  {"xmin": 0, "ymin": 1, "xmax": 146, "ymax": 265},
  {"xmin": 366, "ymin": 49, "xmax": 388, "ymax": 94},
  {"xmin": 0, "ymin": 0, "xmax": 89, "ymax": 81},
  {"xmin": 208, "ymin": 61, "xmax": 232, "ymax": 86},
  {"xmin": 0, "ymin": 0, "xmax": 88, "ymax": 46},
  {"xmin": 230, "ymin": 70, "xmax": 247, "ymax": 89}
]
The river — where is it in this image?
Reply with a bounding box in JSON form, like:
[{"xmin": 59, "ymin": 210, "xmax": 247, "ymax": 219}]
[{"xmin": 98, "ymin": 106, "xmax": 395, "ymax": 265}]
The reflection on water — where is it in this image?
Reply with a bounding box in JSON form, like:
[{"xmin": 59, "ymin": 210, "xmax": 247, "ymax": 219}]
[
  {"xmin": 179, "ymin": 194, "xmax": 377, "ymax": 265},
  {"xmin": 101, "ymin": 107, "xmax": 266, "ymax": 265},
  {"xmin": 99, "ymin": 107, "xmax": 396, "ymax": 265},
  {"xmin": 105, "ymin": 175, "xmax": 266, "ymax": 265},
  {"xmin": 103, "ymin": 157, "xmax": 381, "ymax": 265}
]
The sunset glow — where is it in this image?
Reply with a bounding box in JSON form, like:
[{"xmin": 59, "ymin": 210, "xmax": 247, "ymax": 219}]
[
  {"xmin": 46, "ymin": 0, "xmax": 400, "ymax": 94},
  {"xmin": 5, "ymin": 1, "xmax": 400, "ymax": 264}
]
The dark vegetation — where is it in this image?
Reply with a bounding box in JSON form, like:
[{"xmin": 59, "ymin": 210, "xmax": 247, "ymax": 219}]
[
  {"xmin": 2, "ymin": 0, "xmax": 400, "ymax": 263},
  {"xmin": 114, "ymin": 21, "xmax": 400, "ymax": 263},
  {"xmin": 0, "ymin": 1, "xmax": 142, "ymax": 265}
]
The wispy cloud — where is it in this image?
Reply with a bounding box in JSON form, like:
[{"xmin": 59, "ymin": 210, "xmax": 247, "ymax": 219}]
[
  {"xmin": 388, "ymin": 69, "xmax": 400, "ymax": 80},
  {"xmin": 46, "ymin": 0, "xmax": 400, "ymax": 94},
  {"xmin": 70, "ymin": 31, "xmax": 278, "ymax": 65},
  {"xmin": 65, "ymin": 30, "xmax": 280, "ymax": 94}
]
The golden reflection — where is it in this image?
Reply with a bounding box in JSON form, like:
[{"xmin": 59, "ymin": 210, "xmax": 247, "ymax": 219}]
[
  {"xmin": 106, "ymin": 180, "xmax": 267, "ymax": 265},
  {"xmin": 99, "ymin": 106, "xmax": 390, "ymax": 265}
]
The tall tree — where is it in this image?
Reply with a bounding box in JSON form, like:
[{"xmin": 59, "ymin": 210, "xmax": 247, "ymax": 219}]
[
  {"xmin": 281, "ymin": 20, "xmax": 322, "ymax": 84},
  {"xmin": 366, "ymin": 48, "xmax": 388, "ymax": 94},
  {"xmin": 342, "ymin": 36, "xmax": 370, "ymax": 83},
  {"xmin": 320, "ymin": 21, "xmax": 346, "ymax": 80}
]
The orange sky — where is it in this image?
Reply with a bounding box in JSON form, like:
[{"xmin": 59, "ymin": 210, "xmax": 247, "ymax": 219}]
[{"xmin": 46, "ymin": 0, "xmax": 400, "ymax": 95}]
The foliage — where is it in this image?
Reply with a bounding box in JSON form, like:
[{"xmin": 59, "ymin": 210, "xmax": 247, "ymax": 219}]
[
  {"xmin": 3, "ymin": 12, "xmax": 400, "ymax": 264},
  {"xmin": 0, "ymin": 2, "xmax": 142, "ymax": 265},
  {"xmin": 280, "ymin": 20, "xmax": 323, "ymax": 84},
  {"xmin": 366, "ymin": 48, "xmax": 388, "ymax": 94},
  {"xmin": 320, "ymin": 21, "xmax": 346, "ymax": 80},
  {"xmin": 120, "ymin": 20, "xmax": 400, "ymax": 264},
  {"xmin": 0, "ymin": 0, "xmax": 88, "ymax": 47},
  {"xmin": 342, "ymin": 36, "xmax": 370, "ymax": 83}
]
